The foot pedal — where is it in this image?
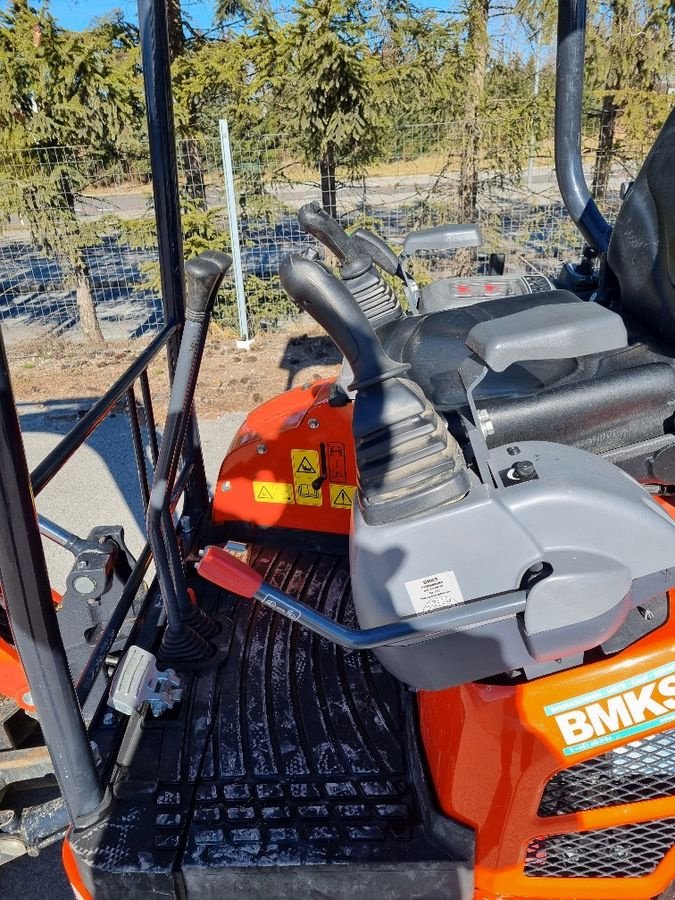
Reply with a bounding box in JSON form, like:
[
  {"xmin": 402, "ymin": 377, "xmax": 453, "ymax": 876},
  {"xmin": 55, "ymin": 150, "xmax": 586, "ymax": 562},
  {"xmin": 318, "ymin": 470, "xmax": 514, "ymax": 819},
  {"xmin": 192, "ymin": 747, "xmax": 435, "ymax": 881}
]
[{"xmin": 108, "ymin": 646, "xmax": 183, "ymax": 718}]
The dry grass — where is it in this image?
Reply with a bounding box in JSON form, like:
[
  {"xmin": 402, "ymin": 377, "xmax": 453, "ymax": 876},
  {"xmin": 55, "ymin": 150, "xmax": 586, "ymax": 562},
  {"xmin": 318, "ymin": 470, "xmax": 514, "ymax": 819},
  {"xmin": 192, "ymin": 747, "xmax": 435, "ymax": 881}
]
[{"xmin": 6, "ymin": 320, "xmax": 342, "ymax": 420}]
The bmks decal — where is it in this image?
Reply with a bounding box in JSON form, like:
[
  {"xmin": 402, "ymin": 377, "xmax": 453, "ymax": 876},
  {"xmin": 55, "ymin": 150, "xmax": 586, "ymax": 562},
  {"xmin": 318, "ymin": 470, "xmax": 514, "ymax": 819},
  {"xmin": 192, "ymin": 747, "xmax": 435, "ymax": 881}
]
[{"xmin": 545, "ymin": 661, "xmax": 675, "ymax": 755}]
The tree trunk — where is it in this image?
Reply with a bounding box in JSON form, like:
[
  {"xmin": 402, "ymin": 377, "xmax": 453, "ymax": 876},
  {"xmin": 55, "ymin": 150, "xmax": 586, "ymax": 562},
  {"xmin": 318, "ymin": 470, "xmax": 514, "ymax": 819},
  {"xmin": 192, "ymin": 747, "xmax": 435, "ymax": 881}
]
[
  {"xmin": 320, "ymin": 146, "xmax": 337, "ymax": 219},
  {"xmin": 166, "ymin": 0, "xmax": 184, "ymax": 60},
  {"xmin": 75, "ymin": 260, "xmax": 104, "ymax": 343},
  {"xmin": 591, "ymin": 95, "xmax": 619, "ymax": 203},
  {"xmin": 181, "ymin": 137, "xmax": 208, "ymax": 210},
  {"xmin": 455, "ymin": 0, "xmax": 489, "ymax": 276}
]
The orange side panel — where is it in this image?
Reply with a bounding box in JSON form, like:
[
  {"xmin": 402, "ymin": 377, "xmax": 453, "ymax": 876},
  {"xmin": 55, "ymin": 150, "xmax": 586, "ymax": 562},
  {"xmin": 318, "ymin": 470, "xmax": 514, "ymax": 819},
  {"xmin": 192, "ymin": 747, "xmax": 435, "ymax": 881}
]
[
  {"xmin": 0, "ymin": 639, "xmax": 32, "ymax": 711},
  {"xmin": 0, "ymin": 589, "xmax": 60, "ymax": 713},
  {"xmin": 419, "ymin": 497, "xmax": 675, "ymax": 900},
  {"xmin": 213, "ymin": 378, "xmax": 355, "ymax": 535},
  {"xmin": 62, "ymin": 836, "xmax": 93, "ymax": 900}
]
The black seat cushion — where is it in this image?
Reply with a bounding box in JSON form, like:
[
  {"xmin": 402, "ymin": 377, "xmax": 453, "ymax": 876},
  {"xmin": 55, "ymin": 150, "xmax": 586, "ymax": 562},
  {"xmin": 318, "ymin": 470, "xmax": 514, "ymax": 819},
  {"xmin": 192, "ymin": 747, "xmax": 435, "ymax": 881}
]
[
  {"xmin": 377, "ymin": 291, "xmax": 675, "ymax": 456},
  {"xmin": 378, "ymin": 290, "xmax": 580, "ymax": 410}
]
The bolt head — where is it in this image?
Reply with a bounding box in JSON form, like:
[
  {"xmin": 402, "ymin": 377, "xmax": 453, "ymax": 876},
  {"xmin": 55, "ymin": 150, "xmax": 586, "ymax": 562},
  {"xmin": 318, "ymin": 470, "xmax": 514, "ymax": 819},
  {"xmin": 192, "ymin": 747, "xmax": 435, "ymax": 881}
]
[
  {"xmin": 221, "ymin": 480, "xmax": 231, "ymax": 492},
  {"xmin": 513, "ymin": 460, "xmax": 535, "ymax": 479},
  {"xmin": 73, "ymin": 574, "xmax": 97, "ymax": 595},
  {"xmin": 308, "ymin": 418, "xmax": 320, "ymax": 430},
  {"xmin": 257, "ymin": 444, "xmax": 267, "ymax": 455}
]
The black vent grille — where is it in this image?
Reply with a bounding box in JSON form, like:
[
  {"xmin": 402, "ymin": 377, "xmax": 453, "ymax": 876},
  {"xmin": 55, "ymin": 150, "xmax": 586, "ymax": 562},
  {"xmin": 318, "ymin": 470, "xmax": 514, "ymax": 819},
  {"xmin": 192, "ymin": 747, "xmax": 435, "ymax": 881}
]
[
  {"xmin": 539, "ymin": 731, "xmax": 675, "ymax": 817},
  {"xmin": 525, "ymin": 818, "xmax": 675, "ymax": 878}
]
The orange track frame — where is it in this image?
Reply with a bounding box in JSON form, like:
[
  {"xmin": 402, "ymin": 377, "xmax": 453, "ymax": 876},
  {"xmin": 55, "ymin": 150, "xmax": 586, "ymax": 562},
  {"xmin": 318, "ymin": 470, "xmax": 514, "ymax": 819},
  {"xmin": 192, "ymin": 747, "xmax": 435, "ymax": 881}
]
[{"xmin": 0, "ymin": 588, "xmax": 61, "ymax": 713}]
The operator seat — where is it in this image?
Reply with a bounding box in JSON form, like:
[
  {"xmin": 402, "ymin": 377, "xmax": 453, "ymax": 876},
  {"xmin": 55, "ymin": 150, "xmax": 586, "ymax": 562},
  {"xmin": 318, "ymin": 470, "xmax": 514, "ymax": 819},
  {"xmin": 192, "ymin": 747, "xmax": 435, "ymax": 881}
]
[{"xmin": 375, "ymin": 107, "xmax": 675, "ymax": 482}]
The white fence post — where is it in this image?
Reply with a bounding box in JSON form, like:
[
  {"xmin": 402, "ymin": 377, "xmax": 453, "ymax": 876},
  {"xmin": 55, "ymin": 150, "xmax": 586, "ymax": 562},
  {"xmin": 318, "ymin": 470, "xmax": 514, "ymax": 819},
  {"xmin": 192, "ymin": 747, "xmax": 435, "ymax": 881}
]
[{"xmin": 218, "ymin": 118, "xmax": 251, "ymax": 347}]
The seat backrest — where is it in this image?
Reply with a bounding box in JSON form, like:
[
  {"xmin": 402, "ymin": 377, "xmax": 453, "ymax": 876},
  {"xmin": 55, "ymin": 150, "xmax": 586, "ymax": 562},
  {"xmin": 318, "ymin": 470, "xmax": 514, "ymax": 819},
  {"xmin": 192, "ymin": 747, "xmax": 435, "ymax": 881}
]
[{"xmin": 605, "ymin": 106, "xmax": 675, "ymax": 343}]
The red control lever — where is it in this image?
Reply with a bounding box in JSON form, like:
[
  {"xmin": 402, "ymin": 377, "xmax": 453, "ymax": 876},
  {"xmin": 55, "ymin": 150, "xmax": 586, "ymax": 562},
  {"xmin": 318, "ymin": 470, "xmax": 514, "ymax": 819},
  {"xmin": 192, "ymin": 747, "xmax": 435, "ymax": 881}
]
[{"xmin": 196, "ymin": 546, "xmax": 263, "ymax": 599}]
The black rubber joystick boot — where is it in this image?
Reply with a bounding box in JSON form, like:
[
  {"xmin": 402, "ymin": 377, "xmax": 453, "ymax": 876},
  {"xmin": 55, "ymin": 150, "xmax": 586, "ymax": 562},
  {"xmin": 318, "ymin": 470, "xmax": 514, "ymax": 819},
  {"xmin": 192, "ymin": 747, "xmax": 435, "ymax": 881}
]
[
  {"xmin": 297, "ymin": 202, "xmax": 402, "ymax": 327},
  {"xmin": 280, "ymin": 254, "xmax": 471, "ymax": 524}
]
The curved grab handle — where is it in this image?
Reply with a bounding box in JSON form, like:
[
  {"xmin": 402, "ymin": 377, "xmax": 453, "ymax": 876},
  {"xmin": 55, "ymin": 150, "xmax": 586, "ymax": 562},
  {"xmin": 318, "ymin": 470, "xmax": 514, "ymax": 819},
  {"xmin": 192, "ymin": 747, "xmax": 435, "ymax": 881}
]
[
  {"xmin": 297, "ymin": 201, "xmax": 352, "ymax": 261},
  {"xmin": 184, "ymin": 251, "xmax": 231, "ymax": 322},
  {"xmin": 279, "ymin": 254, "xmax": 408, "ymax": 389}
]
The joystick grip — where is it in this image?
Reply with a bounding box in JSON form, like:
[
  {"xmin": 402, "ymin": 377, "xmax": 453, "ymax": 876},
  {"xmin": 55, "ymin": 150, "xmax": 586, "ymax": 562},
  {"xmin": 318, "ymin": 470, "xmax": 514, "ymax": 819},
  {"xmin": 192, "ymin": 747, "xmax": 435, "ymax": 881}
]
[
  {"xmin": 279, "ymin": 254, "xmax": 408, "ymax": 389},
  {"xmin": 297, "ymin": 202, "xmax": 352, "ymax": 262},
  {"xmin": 185, "ymin": 251, "xmax": 231, "ymax": 322}
]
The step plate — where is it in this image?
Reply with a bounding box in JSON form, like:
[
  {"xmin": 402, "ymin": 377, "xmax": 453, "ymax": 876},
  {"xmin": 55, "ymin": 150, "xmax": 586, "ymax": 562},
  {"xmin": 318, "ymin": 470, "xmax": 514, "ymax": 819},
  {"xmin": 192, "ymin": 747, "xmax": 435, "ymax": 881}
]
[{"xmin": 72, "ymin": 546, "xmax": 472, "ymax": 899}]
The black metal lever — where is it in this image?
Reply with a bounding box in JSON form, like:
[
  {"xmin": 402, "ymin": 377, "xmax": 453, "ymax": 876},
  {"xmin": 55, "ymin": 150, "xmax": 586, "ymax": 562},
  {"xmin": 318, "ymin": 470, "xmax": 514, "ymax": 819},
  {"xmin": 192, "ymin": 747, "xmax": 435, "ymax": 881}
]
[
  {"xmin": 148, "ymin": 250, "xmax": 231, "ymax": 666},
  {"xmin": 279, "ymin": 254, "xmax": 407, "ymax": 389},
  {"xmin": 197, "ymin": 546, "xmax": 526, "ymax": 651}
]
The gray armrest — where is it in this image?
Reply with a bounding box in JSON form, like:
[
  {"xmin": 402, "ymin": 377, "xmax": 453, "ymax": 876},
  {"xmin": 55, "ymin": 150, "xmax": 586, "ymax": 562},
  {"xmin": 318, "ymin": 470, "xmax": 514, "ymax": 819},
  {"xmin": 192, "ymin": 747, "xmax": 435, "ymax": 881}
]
[
  {"xmin": 465, "ymin": 300, "xmax": 628, "ymax": 372},
  {"xmin": 404, "ymin": 224, "xmax": 482, "ymax": 255}
]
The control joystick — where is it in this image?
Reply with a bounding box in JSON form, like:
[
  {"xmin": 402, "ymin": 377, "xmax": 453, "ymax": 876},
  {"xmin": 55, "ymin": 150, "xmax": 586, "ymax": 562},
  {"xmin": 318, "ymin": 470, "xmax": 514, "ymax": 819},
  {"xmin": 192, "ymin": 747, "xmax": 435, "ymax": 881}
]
[
  {"xmin": 297, "ymin": 202, "xmax": 402, "ymax": 326},
  {"xmin": 280, "ymin": 254, "xmax": 471, "ymax": 524}
]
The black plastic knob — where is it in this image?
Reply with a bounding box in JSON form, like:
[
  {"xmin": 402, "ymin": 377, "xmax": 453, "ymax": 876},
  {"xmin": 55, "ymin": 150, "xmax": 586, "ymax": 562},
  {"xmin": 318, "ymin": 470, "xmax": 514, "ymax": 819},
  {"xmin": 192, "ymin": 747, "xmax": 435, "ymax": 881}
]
[{"xmin": 185, "ymin": 251, "xmax": 231, "ymax": 322}]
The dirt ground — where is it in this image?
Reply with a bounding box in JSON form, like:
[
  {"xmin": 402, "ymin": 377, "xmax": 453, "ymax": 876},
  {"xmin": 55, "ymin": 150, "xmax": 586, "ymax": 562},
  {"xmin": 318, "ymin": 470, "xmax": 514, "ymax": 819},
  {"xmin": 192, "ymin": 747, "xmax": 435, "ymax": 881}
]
[{"xmin": 6, "ymin": 319, "xmax": 342, "ymax": 419}]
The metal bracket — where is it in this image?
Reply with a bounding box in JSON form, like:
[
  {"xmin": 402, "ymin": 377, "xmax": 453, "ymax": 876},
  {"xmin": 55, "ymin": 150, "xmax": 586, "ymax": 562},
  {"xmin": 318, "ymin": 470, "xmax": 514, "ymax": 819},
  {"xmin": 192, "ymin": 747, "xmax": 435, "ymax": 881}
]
[
  {"xmin": 458, "ymin": 355, "xmax": 496, "ymax": 487},
  {"xmin": 58, "ymin": 525, "xmax": 143, "ymax": 680},
  {"xmin": 398, "ymin": 253, "xmax": 420, "ymax": 312},
  {"xmin": 109, "ymin": 646, "xmax": 183, "ymax": 718}
]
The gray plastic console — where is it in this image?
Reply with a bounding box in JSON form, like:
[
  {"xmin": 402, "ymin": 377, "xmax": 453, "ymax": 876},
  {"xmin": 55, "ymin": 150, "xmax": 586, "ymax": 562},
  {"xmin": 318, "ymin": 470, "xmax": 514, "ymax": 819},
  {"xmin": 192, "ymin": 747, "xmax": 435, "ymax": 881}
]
[
  {"xmin": 404, "ymin": 224, "xmax": 482, "ymax": 255},
  {"xmin": 466, "ymin": 301, "xmax": 628, "ymax": 372},
  {"xmin": 350, "ymin": 439, "xmax": 675, "ymax": 690}
]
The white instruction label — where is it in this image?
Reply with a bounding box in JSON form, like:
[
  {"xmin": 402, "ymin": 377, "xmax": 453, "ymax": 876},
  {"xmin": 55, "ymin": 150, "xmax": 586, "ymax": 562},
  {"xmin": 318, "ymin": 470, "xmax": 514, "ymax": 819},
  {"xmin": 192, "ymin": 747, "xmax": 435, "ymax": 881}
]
[{"xmin": 404, "ymin": 570, "xmax": 465, "ymax": 614}]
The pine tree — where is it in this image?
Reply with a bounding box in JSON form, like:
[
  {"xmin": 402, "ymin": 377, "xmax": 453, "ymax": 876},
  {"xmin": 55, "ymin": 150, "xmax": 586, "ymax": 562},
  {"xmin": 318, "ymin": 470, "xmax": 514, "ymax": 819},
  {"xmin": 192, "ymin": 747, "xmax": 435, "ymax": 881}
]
[
  {"xmin": 0, "ymin": 1, "xmax": 140, "ymax": 342},
  {"xmin": 589, "ymin": 0, "xmax": 672, "ymax": 201},
  {"xmin": 255, "ymin": 0, "xmax": 383, "ymax": 218}
]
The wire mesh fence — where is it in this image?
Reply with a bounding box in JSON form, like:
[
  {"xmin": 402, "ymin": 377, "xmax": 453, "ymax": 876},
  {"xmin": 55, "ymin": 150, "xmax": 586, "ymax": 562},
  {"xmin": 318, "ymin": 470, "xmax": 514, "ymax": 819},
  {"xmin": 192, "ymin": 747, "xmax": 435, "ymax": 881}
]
[{"xmin": 0, "ymin": 114, "xmax": 635, "ymax": 344}]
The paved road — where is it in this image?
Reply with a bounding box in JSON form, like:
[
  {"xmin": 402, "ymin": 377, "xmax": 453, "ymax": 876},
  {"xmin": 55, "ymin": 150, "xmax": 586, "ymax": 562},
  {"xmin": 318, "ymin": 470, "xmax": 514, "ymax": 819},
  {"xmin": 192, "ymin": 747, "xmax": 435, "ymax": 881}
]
[{"xmin": 0, "ymin": 405, "xmax": 245, "ymax": 898}]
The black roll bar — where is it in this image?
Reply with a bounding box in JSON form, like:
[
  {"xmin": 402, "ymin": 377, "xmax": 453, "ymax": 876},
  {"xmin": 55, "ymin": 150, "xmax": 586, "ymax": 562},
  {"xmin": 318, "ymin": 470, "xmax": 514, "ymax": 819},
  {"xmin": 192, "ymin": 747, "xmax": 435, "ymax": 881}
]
[
  {"xmin": 138, "ymin": 0, "xmax": 210, "ymax": 520},
  {"xmin": 0, "ymin": 329, "xmax": 104, "ymax": 822},
  {"xmin": 555, "ymin": 0, "xmax": 612, "ymax": 252},
  {"xmin": 30, "ymin": 323, "xmax": 176, "ymax": 496}
]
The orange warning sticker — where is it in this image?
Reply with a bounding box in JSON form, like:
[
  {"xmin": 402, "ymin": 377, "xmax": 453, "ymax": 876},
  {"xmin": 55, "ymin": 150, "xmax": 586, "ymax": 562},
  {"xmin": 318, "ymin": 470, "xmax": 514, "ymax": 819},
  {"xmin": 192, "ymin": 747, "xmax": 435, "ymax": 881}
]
[
  {"xmin": 252, "ymin": 481, "xmax": 295, "ymax": 504},
  {"xmin": 329, "ymin": 484, "xmax": 356, "ymax": 509},
  {"xmin": 291, "ymin": 449, "xmax": 323, "ymax": 506}
]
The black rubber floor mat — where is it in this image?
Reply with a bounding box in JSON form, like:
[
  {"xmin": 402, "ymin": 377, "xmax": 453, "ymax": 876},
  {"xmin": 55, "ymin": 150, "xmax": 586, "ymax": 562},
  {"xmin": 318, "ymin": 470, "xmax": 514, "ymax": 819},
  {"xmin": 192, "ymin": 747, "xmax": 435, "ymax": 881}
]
[{"xmin": 72, "ymin": 546, "xmax": 472, "ymax": 899}]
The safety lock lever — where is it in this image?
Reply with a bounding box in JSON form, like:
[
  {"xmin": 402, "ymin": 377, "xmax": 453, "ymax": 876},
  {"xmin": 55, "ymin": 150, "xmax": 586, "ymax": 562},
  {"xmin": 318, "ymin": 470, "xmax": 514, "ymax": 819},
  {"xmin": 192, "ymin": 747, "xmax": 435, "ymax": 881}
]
[{"xmin": 108, "ymin": 646, "xmax": 183, "ymax": 718}]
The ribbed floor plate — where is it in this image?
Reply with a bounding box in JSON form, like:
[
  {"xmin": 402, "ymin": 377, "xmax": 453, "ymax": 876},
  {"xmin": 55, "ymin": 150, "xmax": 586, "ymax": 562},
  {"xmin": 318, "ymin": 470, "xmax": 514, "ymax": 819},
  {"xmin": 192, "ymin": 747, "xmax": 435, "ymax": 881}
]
[{"xmin": 72, "ymin": 546, "xmax": 473, "ymax": 899}]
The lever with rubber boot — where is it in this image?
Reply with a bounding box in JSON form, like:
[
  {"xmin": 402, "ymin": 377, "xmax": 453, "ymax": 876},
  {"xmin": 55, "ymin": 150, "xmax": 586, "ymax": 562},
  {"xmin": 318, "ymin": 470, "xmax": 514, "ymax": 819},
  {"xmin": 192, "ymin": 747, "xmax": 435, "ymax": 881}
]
[
  {"xmin": 280, "ymin": 254, "xmax": 470, "ymax": 524},
  {"xmin": 297, "ymin": 202, "xmax": 402, "ymax": 326},
  {"xmin": 149, "ymin": 250, "xmax": 232, "ymax": 666}
]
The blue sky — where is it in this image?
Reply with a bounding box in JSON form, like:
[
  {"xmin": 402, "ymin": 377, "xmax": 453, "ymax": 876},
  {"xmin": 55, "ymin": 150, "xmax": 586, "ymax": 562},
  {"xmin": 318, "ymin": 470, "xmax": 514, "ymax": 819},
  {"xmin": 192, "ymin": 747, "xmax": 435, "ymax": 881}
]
[
  {"xmin": 8, "ymin": 0, "xmax": 535, "ymax": 59},
  {"xmin": 28, "ymin": 0, "xmax": 218, "ymax": 31}
]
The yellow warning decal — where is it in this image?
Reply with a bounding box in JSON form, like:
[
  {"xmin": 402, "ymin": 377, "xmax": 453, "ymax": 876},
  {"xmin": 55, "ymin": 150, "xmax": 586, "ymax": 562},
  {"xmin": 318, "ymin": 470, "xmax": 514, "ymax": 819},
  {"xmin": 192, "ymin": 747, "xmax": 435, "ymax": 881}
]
[
  {"xmin": 292, "ymin": 450, "xmax": 319, "ymax": 476},
  {"xmin": 252, "ymin": 481, "xmax": 295, "ymax": 504},
  {"xmin": 291, "ymin": 449, "xmax": 323, "ymax": 506},
  {"xmin": 330, "ymin": 484, "xmax": 356, "ymax": 509}
]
